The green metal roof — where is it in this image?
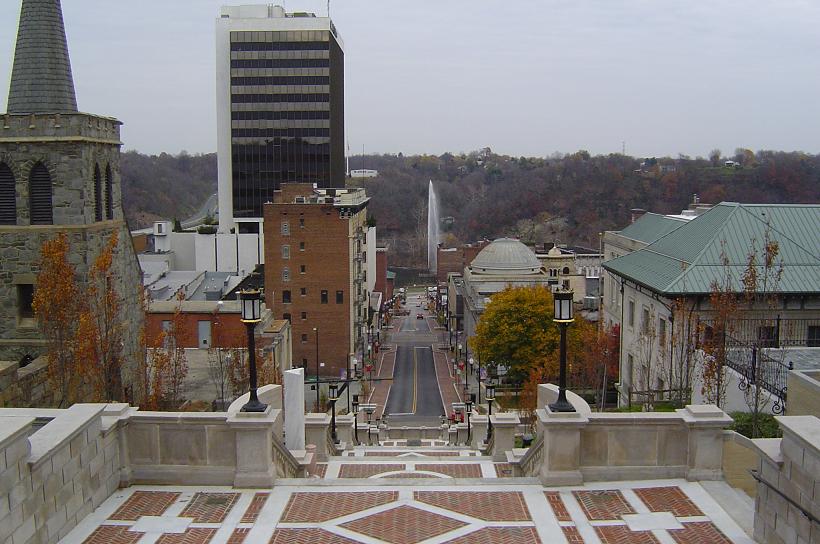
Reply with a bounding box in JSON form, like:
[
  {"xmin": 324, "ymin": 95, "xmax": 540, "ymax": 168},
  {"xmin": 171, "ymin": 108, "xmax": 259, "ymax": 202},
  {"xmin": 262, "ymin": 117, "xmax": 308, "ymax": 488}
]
[
  {"xmin": 617, "ymin": 212, "xmax": 688, "ymax": 244},
  {"xmin": 603, "ymin": 203, "xmax": 820, "ymax": 295}
]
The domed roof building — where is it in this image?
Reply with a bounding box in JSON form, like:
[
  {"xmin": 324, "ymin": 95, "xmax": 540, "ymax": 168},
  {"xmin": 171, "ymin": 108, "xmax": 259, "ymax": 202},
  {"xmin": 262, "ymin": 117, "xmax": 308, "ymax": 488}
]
[{"xmin": 457, "ymin": 238, "xmax": 551, "ymax": 339}]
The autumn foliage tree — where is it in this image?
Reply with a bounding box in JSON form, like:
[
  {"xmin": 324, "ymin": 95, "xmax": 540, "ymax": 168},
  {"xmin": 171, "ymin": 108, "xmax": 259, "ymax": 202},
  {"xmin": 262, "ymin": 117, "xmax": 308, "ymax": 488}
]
[
  {"xmin": 76, "ymin": 232, "xmax": 125, "ymax": 402},
  {"xmin": 32, "ymin": 233, "xmax": 83, "ymax": 407}
]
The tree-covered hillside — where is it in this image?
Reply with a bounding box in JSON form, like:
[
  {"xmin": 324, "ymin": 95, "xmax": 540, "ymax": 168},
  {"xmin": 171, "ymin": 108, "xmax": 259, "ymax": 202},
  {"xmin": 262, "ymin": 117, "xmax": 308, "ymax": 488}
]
[{"xmin": 121, "ymin": 148, "xmax": 820, "ymax": 266}]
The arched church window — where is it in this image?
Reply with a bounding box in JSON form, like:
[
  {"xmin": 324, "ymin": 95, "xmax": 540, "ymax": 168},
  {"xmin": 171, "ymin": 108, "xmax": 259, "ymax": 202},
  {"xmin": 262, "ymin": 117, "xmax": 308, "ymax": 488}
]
[
  {"xmin": 105, "ymin": 164, "xmax": 113, "ymax": 220},
  {"xmin": 94, "ymin": 163, "xmax": 102, "ymax": 221},
  {"xmin": 0, "ymin": 163, "xmax": 16, "ymax": 225},
  {"xmin": 29, "ymin": 162, "xmax": 53, "ymax": 225}
]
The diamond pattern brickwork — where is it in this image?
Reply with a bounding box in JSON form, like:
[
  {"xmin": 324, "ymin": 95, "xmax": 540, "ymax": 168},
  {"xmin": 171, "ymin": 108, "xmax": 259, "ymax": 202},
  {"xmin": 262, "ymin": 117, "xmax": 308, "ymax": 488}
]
[
  {"xmin": 415, "ymin": 491, "xmax": 531, "ymax": 521},
  {"xmin": 669, "ymin": 522, "xmax": 734, "ymax": 544},
  {"xmin": 635, "ymin": 487, "xmax": 704, "ymax": 517},
  {"xmin": 595, "ymin": 526, "xmax": 660, "ymax": 544},
  {"xmin": 340, "ymin": 505, "xmax": 467, "ymax": 544},
  {"xmin": 109, "ymin": 491, "xmax": 180, "ymax": 521},
  {"xmin": 269, "ymin": 528, "xmax": 360, "ymax": 544},
  {"xmin": 179, "ymin": 493, "xmax": 240, "ymax": 523},
  {"xmin": 156, "ymin": 528, "xmax": 218, "ymax": 544},
  {"xmin": 415, "ymin": 463, "xmax": 482, "ymax": 478},
  {"xmin": 338, "ymin": 463, "xmax": 405, "ymax": 478},
  {"xmin": 280, "ymin": 491, "xmax": 398, "ymax": 523},
  {"xmin": 82, "ymin": 525, "xmax": 143, "ymax": 544},
  {"xmin": 574, "ymin": 490, "xmax": 635, "ymax": 520},
  {"xmin": 443, "ymin": 527, "xmax": 543, "ymax": 543}
]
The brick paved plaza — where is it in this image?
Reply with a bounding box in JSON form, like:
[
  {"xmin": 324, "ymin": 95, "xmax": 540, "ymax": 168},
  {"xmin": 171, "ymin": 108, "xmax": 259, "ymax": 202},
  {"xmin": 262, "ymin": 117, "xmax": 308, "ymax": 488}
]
[{"xmin": 62, "ymin": 479, "xmax": 753, "ymax": 544}]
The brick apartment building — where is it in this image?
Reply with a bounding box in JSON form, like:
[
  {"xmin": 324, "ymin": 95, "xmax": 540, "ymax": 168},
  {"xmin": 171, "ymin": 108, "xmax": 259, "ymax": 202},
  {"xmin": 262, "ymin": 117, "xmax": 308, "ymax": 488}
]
[{"xmin": 264, "ymin": 183, "xmax": 370, "ymax": 378}]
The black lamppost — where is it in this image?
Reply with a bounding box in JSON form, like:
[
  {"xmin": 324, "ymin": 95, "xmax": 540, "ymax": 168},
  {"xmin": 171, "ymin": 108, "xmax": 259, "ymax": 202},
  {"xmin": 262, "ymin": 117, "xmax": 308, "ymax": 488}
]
[
  {"xmin": 549, "ymin": 290, "xmax": 576, "ymax": 413},
  {"xmin": 239, "ymin": 289, "xmax": 267, "ymax": 412},
  {"xmin": 352, "ymin": 394, "xmax": 359, "ymax": 445},
  {"xmin": 486, "ymin": 384, "xmax": 495, "ymax": 441},
  {"xmin": 329, "ymin": 383, "xmax": 339, "ymax": 444},
  {"xmin": 313, "ymin": 326, "xmax": 320, "ymax": 411},
  {"xmin": 465, "ymin": 395, "xmax": 473, "ymax": 444}
]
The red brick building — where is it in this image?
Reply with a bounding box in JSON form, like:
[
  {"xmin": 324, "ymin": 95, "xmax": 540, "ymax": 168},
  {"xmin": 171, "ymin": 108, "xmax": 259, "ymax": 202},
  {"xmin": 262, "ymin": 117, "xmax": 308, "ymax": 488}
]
[
  {"xmin": 263, "ymin": 184, "xmax": 370, "ymax": 378},
  {"xmin": 436, "ymin": 241, "xmax": 490, "ymax": 283}
]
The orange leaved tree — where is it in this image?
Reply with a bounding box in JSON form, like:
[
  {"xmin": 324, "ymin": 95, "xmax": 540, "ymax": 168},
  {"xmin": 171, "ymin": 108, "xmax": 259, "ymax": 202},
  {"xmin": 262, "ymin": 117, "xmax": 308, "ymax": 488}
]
[{"xmin": 32, "ymin": 233, "xmax": 83, "ymax": 407}]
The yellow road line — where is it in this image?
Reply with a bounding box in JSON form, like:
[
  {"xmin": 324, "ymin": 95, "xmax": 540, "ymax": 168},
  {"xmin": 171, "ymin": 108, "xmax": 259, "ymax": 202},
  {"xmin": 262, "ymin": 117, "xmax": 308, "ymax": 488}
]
[{"xmin": 412, "ymin": 348, "xmax": 418, "ymax": 413}]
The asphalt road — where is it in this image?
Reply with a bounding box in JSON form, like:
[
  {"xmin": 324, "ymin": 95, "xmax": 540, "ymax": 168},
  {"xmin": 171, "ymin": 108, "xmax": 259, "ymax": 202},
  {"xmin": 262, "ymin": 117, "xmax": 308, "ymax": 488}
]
[{"xmin": 384, "ymin": 294, "xmax": 445, "ymax": 426}]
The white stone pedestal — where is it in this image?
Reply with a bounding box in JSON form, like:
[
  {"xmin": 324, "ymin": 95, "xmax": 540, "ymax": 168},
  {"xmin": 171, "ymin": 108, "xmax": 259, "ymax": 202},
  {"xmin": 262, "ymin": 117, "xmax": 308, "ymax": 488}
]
[
  {"xmin": 536, "ymin": 407, "xmax": 588, "ymax": 486},
  {"xmin": 284, "ymin": 368, "xmax": 305, "ymax": 450},
  {"xmin": 490, "ymin": 413, "xmax": 520, "ymax": 461},
  {"xmin": 227, "ymin": 407, "xmax": 277, "ymax": 487},
  {"xmin": 304, "ymin": 413, "xmax": 331, "ymax": 461}
]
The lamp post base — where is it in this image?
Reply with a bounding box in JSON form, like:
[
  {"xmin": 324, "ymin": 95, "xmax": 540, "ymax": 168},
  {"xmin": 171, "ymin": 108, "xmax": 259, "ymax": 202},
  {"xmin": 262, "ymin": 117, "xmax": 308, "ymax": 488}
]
[
  {"xmin": 548, "ymin": 399, "xmax": 575, "ymax": 413},
  {"xmin": 241, "ymin": 399, "xmax": 268, "ymax": 413}
]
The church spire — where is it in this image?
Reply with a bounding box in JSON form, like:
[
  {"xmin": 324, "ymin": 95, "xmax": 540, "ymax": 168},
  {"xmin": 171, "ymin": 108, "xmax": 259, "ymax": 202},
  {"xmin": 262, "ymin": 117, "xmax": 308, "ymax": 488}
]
[{"xmin": 6, "ymin": 0, "xmax": 78, "ymax": 114}]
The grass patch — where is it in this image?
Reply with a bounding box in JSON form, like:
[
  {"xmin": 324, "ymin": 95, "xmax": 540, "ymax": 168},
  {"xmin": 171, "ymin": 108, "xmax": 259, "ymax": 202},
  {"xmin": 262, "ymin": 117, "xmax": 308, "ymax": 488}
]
[{"xmin": 729, "ymin": 412, "xmax": 782, "ymax": 439}]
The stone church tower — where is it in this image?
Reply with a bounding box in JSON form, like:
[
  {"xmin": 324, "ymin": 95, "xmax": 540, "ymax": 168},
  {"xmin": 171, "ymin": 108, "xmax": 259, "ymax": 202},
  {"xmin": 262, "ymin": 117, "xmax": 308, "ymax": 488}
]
[{"xmin": 0, "ymin": 0, "xmax": 143, "ymax": 398}]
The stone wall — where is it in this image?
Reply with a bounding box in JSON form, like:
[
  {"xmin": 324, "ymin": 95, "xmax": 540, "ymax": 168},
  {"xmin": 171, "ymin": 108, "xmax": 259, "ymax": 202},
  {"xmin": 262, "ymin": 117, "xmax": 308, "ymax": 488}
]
[
  {"xmin": 532, "ymin": 403, "xmax": 732, "ymax": 485},
  {"xmin": 787, "ymin": 370, "xmax": 820, "ymax": 418},
  {"xmin": 0, "ymin": 404, "xmax": 120, "ymax": 544},
  {"xmin": 0, "ymin": 401, "xmax": 295, "ymax": 543},
  {"xmin": 722, "ymin": 430, "xmax": 758, "ymax": 498},
  {"xmin": 753, "ymin": 416, "xmax": 820, "ymax": 544},
  {"xmin": 0, "ymin": 357, "xmax": 54, "ymax": 408}
]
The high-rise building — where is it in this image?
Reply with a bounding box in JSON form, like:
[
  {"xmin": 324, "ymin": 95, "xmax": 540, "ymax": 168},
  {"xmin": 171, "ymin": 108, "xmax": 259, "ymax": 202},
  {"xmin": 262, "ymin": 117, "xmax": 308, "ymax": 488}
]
[
  {"xmin": 263, "ymin": 184, "xmax": 370, "ymax": 379},
  {"xmin": 216, "ymin": 5, "xmax": 345, "ymax": 234},
  {"xmin": 0, "ymin": 0, "xmax": 143, "ymax": 392}
]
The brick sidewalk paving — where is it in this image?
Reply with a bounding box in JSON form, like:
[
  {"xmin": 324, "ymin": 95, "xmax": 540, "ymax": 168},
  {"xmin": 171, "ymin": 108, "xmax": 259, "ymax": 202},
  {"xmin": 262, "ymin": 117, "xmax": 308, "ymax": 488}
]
[
  {"xmin": 433, "ymin": 348, "xmax": 463, "ymax": 412},
  {"xmin": 66, "ymin": 480, "xmax": 753, "ymax": 544},
  {"xmin": 366, "ymin": 347, "xmax": 396, "ymax": 419}
]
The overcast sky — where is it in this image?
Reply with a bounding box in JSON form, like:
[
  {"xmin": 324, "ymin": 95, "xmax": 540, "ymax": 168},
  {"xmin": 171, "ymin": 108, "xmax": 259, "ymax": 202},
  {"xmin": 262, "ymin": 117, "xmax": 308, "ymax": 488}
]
[{"xmin": 1, "ymin": 1, "xmax": 819, "ymax": 158}]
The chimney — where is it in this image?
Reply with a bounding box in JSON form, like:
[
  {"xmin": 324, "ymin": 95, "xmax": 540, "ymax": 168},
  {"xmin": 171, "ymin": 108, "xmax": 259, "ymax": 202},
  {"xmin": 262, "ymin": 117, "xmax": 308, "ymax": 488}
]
[{"xmin": 630, "ymin": 208, "xmax": 647, "ymax": 224}]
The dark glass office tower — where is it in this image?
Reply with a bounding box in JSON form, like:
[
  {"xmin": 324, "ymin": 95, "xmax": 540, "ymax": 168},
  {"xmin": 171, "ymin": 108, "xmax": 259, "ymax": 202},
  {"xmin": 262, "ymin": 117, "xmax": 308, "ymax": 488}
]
[{"xmin": 217, "ymin": 6, "xmax": 345, "ymax": 227}]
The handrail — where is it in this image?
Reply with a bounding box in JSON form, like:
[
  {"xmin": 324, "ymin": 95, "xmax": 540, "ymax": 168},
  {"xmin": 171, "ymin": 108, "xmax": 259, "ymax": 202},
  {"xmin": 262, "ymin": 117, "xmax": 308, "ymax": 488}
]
[
  {"xmin": 518, "ymin": 433, "xmax": 545, "ymax": 477},
  {"xmin": 749, "ymin": 469, "xmax": 819, "ymax": 525},
  {"xmin": 271, "ymin": 433, "xmax": 302, "ymax": 478}
]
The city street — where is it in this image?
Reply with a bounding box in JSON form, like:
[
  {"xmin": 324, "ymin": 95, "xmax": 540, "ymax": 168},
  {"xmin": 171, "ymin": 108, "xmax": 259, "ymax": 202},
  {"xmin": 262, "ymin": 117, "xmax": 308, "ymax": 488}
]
[{"xmin": 384, "ymin": 292, "xmax": 445, "ymax": 426}]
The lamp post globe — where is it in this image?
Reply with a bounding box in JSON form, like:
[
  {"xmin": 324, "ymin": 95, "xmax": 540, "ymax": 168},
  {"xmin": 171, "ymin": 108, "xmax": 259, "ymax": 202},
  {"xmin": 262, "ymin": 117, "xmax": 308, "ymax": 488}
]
[
  {"xmin": 239, "ymin": 289, "xmax": 267, "ymax": 413},
  {"xmin": 549, "ymin": 290, "xmax": 576, "ymax": 413}
]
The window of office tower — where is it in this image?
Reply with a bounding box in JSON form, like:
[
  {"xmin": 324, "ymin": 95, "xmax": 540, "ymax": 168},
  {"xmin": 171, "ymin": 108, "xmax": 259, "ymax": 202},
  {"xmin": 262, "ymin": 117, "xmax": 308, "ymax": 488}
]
[{"xmin": 229, "ymin": 28, "xmax": 344, "ymax": 218}]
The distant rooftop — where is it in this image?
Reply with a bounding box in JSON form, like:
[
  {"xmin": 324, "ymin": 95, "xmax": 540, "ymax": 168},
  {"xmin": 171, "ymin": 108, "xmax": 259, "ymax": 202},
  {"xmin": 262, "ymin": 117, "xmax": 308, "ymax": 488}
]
[{"xmin": 604, "ymin": 202, "xmax": 820, "ymax": 295}]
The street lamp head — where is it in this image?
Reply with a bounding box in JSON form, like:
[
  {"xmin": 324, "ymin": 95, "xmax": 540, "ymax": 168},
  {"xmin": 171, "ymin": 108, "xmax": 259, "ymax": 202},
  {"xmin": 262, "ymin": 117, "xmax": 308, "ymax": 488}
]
[
  {"xmin": 486, "ymin": 385, "xmax": 496, "ymax": 401},
  {"xmin": 329, "ymin": 383, "xmax": 338, "ymax": 401},
  {"xmin": 239, "ymin": 289, "xmax": 262, "ymax": 323},
  {"xmin": 553, "ymin": 289, "xmax": 574, "ymax": 323}
]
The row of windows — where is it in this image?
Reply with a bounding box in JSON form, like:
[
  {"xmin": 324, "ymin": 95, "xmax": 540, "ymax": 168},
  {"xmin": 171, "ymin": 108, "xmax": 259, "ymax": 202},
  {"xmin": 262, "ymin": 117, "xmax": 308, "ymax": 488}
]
[
  {"xmin": 281, "ymin": 289, "xmax": 344, "ymax": 305},
  {"xmin": 231, "ymin": 30, "xmax": 329, "ymax": 43},
  {"xmin": 232, "ymin": 76, "xmax": 330, "ymax": 87},
  {"xmin": 231, "ymin": 41, "xmax": 329, "ymax": 52},
  {"xmin": 231, "ymin": 93, "xmax": 330, "ymax": 104},
  {"xmin": 231, "ymin": 59, "xmax": 329, "ymax": 69},
  {"xmin": 231, "ymin": 128, "xmax": 329, "ymax": 138},
  {"xmin": 232, "ymin": 110, "xmax": 330, "ymax": 121}
]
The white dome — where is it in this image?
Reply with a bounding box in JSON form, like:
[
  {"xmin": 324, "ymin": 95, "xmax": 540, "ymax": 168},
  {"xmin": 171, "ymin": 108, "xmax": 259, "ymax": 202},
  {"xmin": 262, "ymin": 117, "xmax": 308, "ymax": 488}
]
[{"xmin": 470, "ymin": 238, "xmax": 542, "ymax": 275}]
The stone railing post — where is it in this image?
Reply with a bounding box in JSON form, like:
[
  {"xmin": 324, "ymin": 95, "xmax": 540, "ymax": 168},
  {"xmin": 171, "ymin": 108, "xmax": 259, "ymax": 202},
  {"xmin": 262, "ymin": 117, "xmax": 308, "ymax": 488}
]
[
  {"xmin": 227, "ymin": 407, "xmax": 278, "ymax": 487},
  {"xmin": 490, "ymin": 413, "xmax": 520, "ymax": 461},
  {"xmin": 335, "ymin": 414, "xmax": 355, "ymax": 449},
  {"xmin": 536, "ymin": 407, "xmax": 589, "ymax": 485},
  {"xmin": 304, "ymin": 413, "xmax": 331, "ymax": 461},
  {"xmin": 469, "ymin": 413, "xmax": 488, "ymax": 449},
  {"xmin": 680, "ymin": 404, "xmax": 732, "ymax": 480}
]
